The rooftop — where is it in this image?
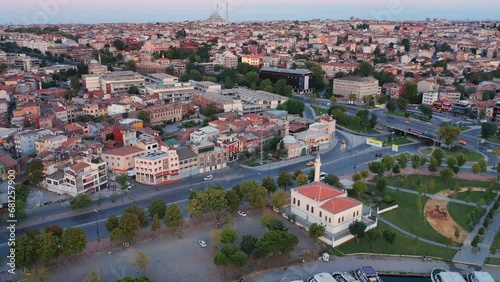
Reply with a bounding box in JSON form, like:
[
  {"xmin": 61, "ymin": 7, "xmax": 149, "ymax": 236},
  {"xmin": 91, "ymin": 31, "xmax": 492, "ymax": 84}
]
[
  {"xmin": 320, "ymin": 197, "xmax": 362, "ymax": 214},
  {"xmin": 102, "ymin": 146, "xmax": 144, "ymax": 157},
  {"xmin": 295, "ymin": 182, "xmax": 344, "ymax": 202},
  {"xmin": 260, "ymin": 67, "xmax": 313, "ymax": 75}
]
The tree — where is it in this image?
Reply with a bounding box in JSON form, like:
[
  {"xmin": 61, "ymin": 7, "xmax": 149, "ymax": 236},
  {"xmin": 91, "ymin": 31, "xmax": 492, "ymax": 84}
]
[
  {"xmin": 356, "ymin": 61, "xmax": 374, "ymax": 77},
  {"xmin": 225, "ymin": 190, "xmax": 241, "ymax": 214},
  {"xmin": 446, "ymin": 237, "xmax": 455, "ymax": 254},
  {"xmin": 274, "ymin": 79, "xmax": 293, "ymax": 97},
  {"xmin": 397, "ymin": 154, "xmax": 409, "ymax": 169},
  {"xmin": 276, "ymin": 99, "xmax": 305, "ymax": 115},
  {"xmin": 428, "ymin": 157, "xmax": 439, "ymax": 173},
  {"xmin": 352, "ymin": 181, "xmax": 367, "ymax": 195},
  {"xmin": 381, "ymin": 155, "xmax": 395, "ymax": 175},
  {"xmin": 437, "ymin": 125, "xmax": 461, "ymax": 148},
  {"xmin": 26, "ymin": 158, "xmax": 45, "ymax": 184},
  {"xmin": 186, "ymin": 196, "xmax": 203, "ymax": 219},
  {"xmin": 44, "ymin": 225, "xmax": 64, "ymax": 238},
  {"xmin": 106, "ymin": 215, "xmax": 120, "ymax": 233},
  {"xmin": 61, "ymin": 227, "xmax": 87, "ymax": 257},
  {"xmin": 116, "ymin": 212, "xmax": 141, "ymax": 242},
  {"xmin": 368, "ymin": 161, "xmax": 385, "ymax": 177},
  {"xmin": 116, "ymin": 173, "xmax": 129, "ymax": 190},
  {"xmin": 128, "ymin": 85, "xmax": 139, "ymax": 94},
  {"xmin": 447, "ymin": 157, "xmax": 459, "ymax": 173},
  {"xmin": 83, "ymin": 272, "xmax": 103, "ymax": 282},
  {"xmin": 220, "ymin": 225, "xmax": 238, "ymax": 244},
  {"xmin": 386, "ymin": 100, "xmax": 397, "ymax": 113},
  {"xmin": 382, "ymin": 230, "xmax": 396, "ymax": 246},
  {"xmin": 253, "ymin": 230, "xmax": 299, "ymax": 260},
  {"xmin": 270, "ymin": 190, "xmax": 288, "ymax": 212},
  {"xmin": 148, "ymin": 198, "xmax": 166, "ymax": 220},
  {"xmin": 396, "ymin": 97, "xmax": 409, "ymax": 111},
  {"xmin": 295, "ymin": 174, "xmax": 308, "ymax": 186},
  {"xmin": 151, "ymin": 214, "xmax": 161, "ymax": 234},
  {"xmin": 165, "ymin": 203, "xmax": 184, "ymax": 231},
  {"xmin": 261, "ymin": 176, "xmax": 277, "ymax": 194},
  {"xmin": 213, "ymin": 252, "xmax": 229, "ymax": 271},
  {"xmin": 419, "ymin": 104, "xmax": 433, "ymax": 119},
  {"xmin": 367, "ymin": 229, "xmax": 381, "ymax": 252},
  {"xmin": 38, "ymin": 231, "xmax": 60, "ymax": 265},
  {"xmin": 113, "ymin": 39, "xmax": 126, "ymax": 50},
  {"xmin": 308, "ymin": 223, "xmax": 326, "ymax": 240},
  {"xmin": 440, "ymin": 168, "xmax": 455, "ymax": 183},
  {"xmin": 125, "ymin": 60, "xmax": 137, "ymax": 72},
  {"xmin": 198, "ymin": 188, "xmax": 228, "ymax": 227},
  {"xmin": 456, "ymin": 153, "xmax": 467, "ymax": 167},
  {"xmin": 401, "ymin": 38, "xmax": 410, "ymax": 52},
  {"xmin": 376, "ymin": 178, "xmax": 387, "ymax": 193},
  {"xmin": 134, "ymin": 251, "xmax": 151, "ymax": 275},
  {"xmin": 349, "ymin": 221, "xmax": 367, "ymax": 243},
  {"xmin": 431, "ymin": 148, "xmax": 444, "ymax": 166},
  {"xmin": 15, "ymin": 234, "xmax": 39, "ymax": 269},
  {"xmin": 137, "ymin": 111, "xmax": 151, "ymax": 125},
  {"xmin": 239, "ymin": 181, "xmax": 267, "ymax": 209},
  {"xmin": 70, "ymin": 193, "xmax": 92, "ymax": 209},
  {"xmin": 240, "ymin": 235, "xmax": 258, "ymax": 256},
  {"xmin": 478, "ymin": 159, "xmax": 487, "ymax": 174},
  {"xmin": 411, "ymin": 155, "xmax": 422, "ymax": 170},
  {"xmin": 411, "ymin": 237, "xmax": 421, "ymax": 253},
  {"xmin": 481, "ymin": 122, "xmax": 498, "ymax": 139},
  {"xmin": 124, "ymin": 205, "xmax": 149, "ymax": 228},
  {"xmin": 370, "ymin": 113, "xmax": 378, "ymax": 129},
  {"xmin": 277, "ymin": 171, "xmax": 293, "ymax": 190},
  {"xmin": 471, "ymin": 162, "xmax": 481, "ymax": 174}
]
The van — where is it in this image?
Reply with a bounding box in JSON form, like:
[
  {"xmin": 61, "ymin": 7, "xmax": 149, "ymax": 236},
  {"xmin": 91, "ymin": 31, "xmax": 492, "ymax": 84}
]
[{"xmin": 319, "ymin": 172, "xmax": 327, "ymax": 181}]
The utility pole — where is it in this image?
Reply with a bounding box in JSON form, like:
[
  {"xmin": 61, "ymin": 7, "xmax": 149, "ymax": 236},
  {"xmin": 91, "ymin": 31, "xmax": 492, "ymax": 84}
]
[
  {"xmin": 260, "ymin": 130, "xmax": 264, "ymax": 164},
  {"xmin": 94, "ymin": 209, "xmax": 100, "ymax": 243}
]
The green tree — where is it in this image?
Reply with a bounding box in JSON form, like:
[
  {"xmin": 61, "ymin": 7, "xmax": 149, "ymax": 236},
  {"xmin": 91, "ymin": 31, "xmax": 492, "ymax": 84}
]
[
  {"xmin": 308, "ymin": 223, "xmax": 326, "ymax": 240},
  {"xmin": 70, "ymin": 193, "xmax": 92, "ymax": 209},
  {"xmin": 355, "ymin": 61, "xmax": 374, "ymax": 77},
  {"xmin": 137, "ymin": 111, "xmax": 151, "ymax": 125},
  {"xmin": 128, "ymin": 85, "xmax": 139, "ymax": 94},
  {"xmin": 456, "ymin": 153, "xmax": 467, "ymax": 167},
  {"xmin": 277, "ymin": 171, "xmax": 293, "ymax": 190},
  {"xmin": 270, "ymin": 190, "xmax": 288, "ymax": 212},
  {"xmin": 401, "ymin": 38, "xmax": 410, "ymax": 52},
  {"xmin": 440, "ymin": 168, "xmax": 455, "ymax": 183},
  {"xmin": 437, "ymin": 125, "xmax": 461, "ymax": 148},
  {"xmin": 26, "ymin": 158, "xmax": 45, "ymax": 184},
  {"xmin": 471, "ymin": 162, "xmax": 481, "ymax": 174},
  {"xmin": 253, "ymin": 230, "xmax": 299, "ymax": 260},
  {"xmin": 186, "ymin": 196, "xmax": 203, "ymax": 219},
  {"xmin": 116, "ymin": 212, "xmax": 140, "ymax": 242},
  {"xmin": 411, "ymin": 236, "xmax": 421, "ymax": 253},
  {"xmin": 431, "ymin": 148, "xmax": 444, "ymax": 166},
  {"xmin": 382, "ymin": 230, "xmax": 396, "ymax": 246},
  {"xmin": 224, "ymin": 76, "xmax": 234, "ymax": 89},
  {"xmin": 348, "ymin": 221, "xmax": 367, "ymax": 243},
  {"xmin": 239, "ymin": 181, "xmax": 267, "ymax": 209},
  {"xmin": 428, "ymin": 157, "xmax": 439, "ymax": 172},
  {"xmin": 213, "ymin": 252, "xmax": 229, "ymax": 273},
  {"xmin": 276, "ymin": 99, "xmax": 305, "ymax": 115},
  {"xmin": 44, "ymin": 225, "xmax": 64, "ymax": 238},
  {"xmin": 165, "ymin": 203, "xmax": 184, "ymax": 231},
  {"xmin": 353, "ymin": 181, "xmax": 367, "ymax": 195},
  {"xmin": 151, "ymin": 214, "xmax": 161, "ymax": 234},
  {"xmin": 261, "ymin": 176, "xmax": 277, "ymax": 194},
  {"xmin": 352, "ymin": 173, "xmax": 362, "ymax": 182},
  {"xmin": 419, "ymin": 104, "xmax": 433, "ymax": 119},
  {"xmin": 125, "ymin": 60, "xmax": 137, "ymax": 72},
  {"xmin": 225, "ymin": 190, "xmax": 241, "ymax": 214},
  {"xmin": 220, "ymin": 225, "xmax": 238, "ymax": 244},
  {"xmin": 134, "ymin": 251, "xmax": 151, "ymax": 275},
  {"xmin": 368, "ymin": 161, "xmax": 385, "ymax": 177},
  {"xmin": 148, "ymin": 198, "xmax": 166, "ymax": 220},
  {"xmin": 113, "ymin": 39, "xmax": 126, "ymax": 50},
  {"xmin": 124, "ymin": 205, "xmax": 149, "ymax": 228},
  {"xmin": 273, "ymin": 79, "xmax": 293, "ymax": 97},
  {"xmin": 15, "ymin": 234, "xmax": 39, "ymax": 269},
  {"xmin": 106, "ymin": 215, "xmax": 120, "ymax": 233},
  {"xmin": 116, "ymin": 173, "xmax": 129, "ymax": 190},
  {"xmin": 481, "ymin": 122, "xmax": 498, "ymax": 139},
  {"xmin": 397, "ymin": 154, "xmax": 409, "ymax": 169},
  {"xmin": 295, "ymin": 174, "xmax": 308, "ymax": 186},
  {"xmin": 478, "ymin": 159, "xmax": 487, "ymax": 174},
  {"xmin": 376, "ymin": 178, "xmax": 387, "ymax": 193},
  {"xmin": 38, "ymin": 231, "xmax": 60, "ymax": 265},
  {"xmin": 381, "ymin": 155, "xmax": 395, "ymax": 175},
  {"xmin": 367, "ymin": 229, "xmax": 381, "ymax": 252},
  {"xmin": 447, "ymin": 157, "xmax": 459, "ymax": 173},
  {"xmin": 386, "ymin": 100, "xmax": 397, "ymax": 113},
  {"xmin": 198, "ymin": 188, "xmax": 228, "ymax": 227},
  {"xmin": 61, "ymin": 227, "xmax": 87, "ymax": 257},
  {"xmin": 396, "ymin": 97, "xmax": 409, "ymax": 111},
  {"xmin": 240, "ymin": 235, "xmax": 258, "ymax": 255},
  {"xmin": 411, "ymin": 155, "xmax": 422, "ymax": 170},
  {"xmin": 401, "ymin": 82, "xmax": 418, "ymax": 104}
]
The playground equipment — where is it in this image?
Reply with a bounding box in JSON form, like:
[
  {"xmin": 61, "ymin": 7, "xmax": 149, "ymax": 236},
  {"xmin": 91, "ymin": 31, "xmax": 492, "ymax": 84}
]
[{"xmin": 427, "ymin": 204, "xmax": 449, "ymax": 220}]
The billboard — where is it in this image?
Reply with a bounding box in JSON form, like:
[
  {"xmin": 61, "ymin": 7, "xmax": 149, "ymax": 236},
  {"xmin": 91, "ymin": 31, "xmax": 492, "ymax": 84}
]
[
  {"xmin": 366, "ymin": 138, "xmax": 383, "ymax": 148},
  {"xmin": 392, "ymin": 144, "xmax": 399, "ymax": 152}
]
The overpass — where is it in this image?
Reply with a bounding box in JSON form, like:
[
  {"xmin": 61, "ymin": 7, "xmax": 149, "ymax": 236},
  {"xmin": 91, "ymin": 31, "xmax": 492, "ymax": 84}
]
[{"xmin": 379, "ymin": 122, "xmax": 443, "ymax": 145}]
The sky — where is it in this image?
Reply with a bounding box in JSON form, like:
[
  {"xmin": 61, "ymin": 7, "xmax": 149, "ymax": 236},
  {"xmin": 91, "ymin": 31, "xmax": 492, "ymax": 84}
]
[{"xmin": 2, "ymin": 0, "xmax": 499, "ymax": 25}]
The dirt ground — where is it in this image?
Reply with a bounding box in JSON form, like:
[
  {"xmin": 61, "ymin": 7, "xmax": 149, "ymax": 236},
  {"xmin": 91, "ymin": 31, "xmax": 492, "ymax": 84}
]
[{"xmin": 424, "ymin": 188, "xmax": 486, "ymax": 243}]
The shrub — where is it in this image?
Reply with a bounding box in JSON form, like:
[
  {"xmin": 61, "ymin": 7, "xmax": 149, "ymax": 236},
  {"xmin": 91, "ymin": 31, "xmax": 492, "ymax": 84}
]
[
  {"xmin": 483, "ymin": 219, "xmax": 490, "ymax": 228},
  {"xmin": 471, "ymin": 236, "xmax": 480, "ymax": 247},
  {"xmin": 478, "ymin": 227, "xmax": 485, "ymax": 235},
  {"xmin": 383, "ymin": 195, "xmax": 392, "ymax": 203}
]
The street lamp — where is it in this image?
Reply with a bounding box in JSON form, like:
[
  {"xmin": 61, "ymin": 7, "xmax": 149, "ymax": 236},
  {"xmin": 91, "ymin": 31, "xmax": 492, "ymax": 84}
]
[
  {"xmin": 258, "ymin": 173, "xmax": 261, "ymax": 182},
  {"xmin": 354, "ymin": 151, "xmax": 358, "ymax": 172},
  {"xmin": 94, "ymin": 209, "xmax": 100, "ymax": 243}
]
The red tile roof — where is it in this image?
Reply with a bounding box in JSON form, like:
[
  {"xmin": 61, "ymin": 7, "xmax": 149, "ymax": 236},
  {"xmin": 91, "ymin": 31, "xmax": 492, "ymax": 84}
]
[
  {"xmin": 102, "ymin": 146, "xmax": 144, "ymax": 156},
  {"xmin": 320, "ymin": 197, "xmax": 362, "ymax": 214},
  {"xmin": 296, "ymin": 182, "xmax": 344, "ymax": 201}
]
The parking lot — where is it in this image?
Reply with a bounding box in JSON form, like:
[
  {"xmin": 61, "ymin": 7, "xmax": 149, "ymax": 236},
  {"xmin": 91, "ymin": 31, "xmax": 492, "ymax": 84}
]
[{"xmin": 48, "ymin": 209, "xmax": 316, "ymax": 282}]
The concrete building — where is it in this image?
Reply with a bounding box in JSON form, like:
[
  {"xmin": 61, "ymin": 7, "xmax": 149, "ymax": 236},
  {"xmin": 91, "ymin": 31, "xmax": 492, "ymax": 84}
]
[
  {"xmin": 127, "ymin": 134, "xmax": 160, "ymax": 155},
  {"xmin": 333, "ymin": 76, "xmax": 380, "ymax": 98},
  {"xmin": 281, "ymin": 135, "xmax": 308, "ymax": 159},
  {"xmin": 144, "ymin": 83, "xmax": 194, "ymax": 103},
  {"xmin": 190, "ymin": 141, "xmax": 226, "ymax": 174},
  {"xmin": 100, "ymin": 71, "xmax": 145, "ymax": 94},
  {"xmin": 45, "ymin": 156, "xmax": 108, "ymax": 196},
  {"xmin": 442, "ymin": 91, "xmax": 461, "ymax": 102},
  {"xmin": 107, "ymin": 103, "xmax": 134, "ymax": 116},
  {"xmin": 82, "ymin": 74, "xmax": 101, "ymax": 91},
  {"xmin": 0, "ymin": 155, "xmax": 20, "ymax": 179},
  {"xmin": 83, "ymin": 104, "xmax": 107, "ymax": 117},
  {"xmin": 35, "ymin": 135, "xmax": 68, "ymax": 154},
  {"xmin": 146, "ymin": 103, "xmax": 183, "ymax": 125},
  {"xmin": 134, "ymin": 148, "xmax": 180, "ymax": 185},
  {"xmin": 119, "ymin": 119, "xmax": 144, "ymax": 131},
  {"xmin": 190, "ymin": 80, "xmax": 222, "ymax": 92},
  {"xmin": 216, "ymin": 134, "xmax": 240, "ymax": 162},
  {"xmin": 190, "ymin": 126, "xmax": 220, "ymax": 143},
  {"xmin": 259, "ymin": 67, "xmax": 315, "ymax": 94},
  {"xmin": 101, "ymin": 146, "xmax": 145, "ymax": 175},
  {"xmin": 13, "ymin": 129, "xmax": 51, "ymax": 157},
  {"xmin": 422, "ymin": 91, "xmax": 439, "ymax": 105},
  {"xmin": 241, "ymin": 55, "xmax": 263, "ymax": 67},
  {"xmin": 177, "ymin": 147, "xmax": 198, "ymax": 179},
  {"xmin": 214, "ymin": 51, "xmax": 238, "ymax": 69}
]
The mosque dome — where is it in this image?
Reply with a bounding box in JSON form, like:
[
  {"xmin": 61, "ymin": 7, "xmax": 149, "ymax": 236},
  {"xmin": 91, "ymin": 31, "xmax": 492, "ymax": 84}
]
[{"xmin": 282, "ymin": 135, "xmax": 298, "ymax": 144}]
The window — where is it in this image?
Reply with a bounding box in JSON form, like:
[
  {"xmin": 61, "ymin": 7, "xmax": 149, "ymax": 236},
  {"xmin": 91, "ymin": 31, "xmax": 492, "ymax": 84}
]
[
  {"xmin": 306, "ymin": 204, "xmax": 309, "ymax": 211},
  {"xmin": 293, "ymin": 198, "xmax": 296, "ymax": 205},
  {"xmin": 353, "ymin": 212, "xmax": 355, "ymax": 217},
  {"xmin": 342, "ymin": 216, "xmax": 344, "ymax": 222},
  {"xmin": 319, "ymin": 211, "xmax": 322, "ymax": 217},
  {"xmin": 329, "ymin": 218, "xmax": 331, "ymax": 223},
  {"xmin": 356, "ymin": 211, "xmax": 359, "ymax": 216},
  {"xmin": 338, "ymin": 218, "xmax": 340, "ymax": 223},
  {"xmin": 297, "ymin": 200, "xmax": 300, "ymax": 207},
  {"xmin": 311, "ymin": 207, "xmax": 314, "ymax": 213}
]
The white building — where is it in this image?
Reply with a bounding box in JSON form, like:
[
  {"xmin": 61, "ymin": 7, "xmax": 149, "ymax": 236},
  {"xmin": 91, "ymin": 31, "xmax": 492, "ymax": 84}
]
[
  {"xmin": 100, "ymin": 71, "xmax": 145, "ymax": 94},
  {"xmin": 333, "ymin": 76, "xmax": 380, "ymax": 98},
  {"xmin": 82, "ymin": 74, "xmax": 101, "ymax": 91},
  {"xmin": 144, "ymin": 82, "xmax": 195, "ymax": 103},
  {"xmin": 134, "ymin": 149, "xmax": 180, "ymax": 185},
  {"xmin": 107, "ymin": 103, "xmax": 134, "ymax": 116},
  {"xmin": 190, "ymin": 126, "xmax": 220, "ymax": 143},
  {"xmin": 422, "ymin": 91, "xmax": 439, "ymax": 105}
]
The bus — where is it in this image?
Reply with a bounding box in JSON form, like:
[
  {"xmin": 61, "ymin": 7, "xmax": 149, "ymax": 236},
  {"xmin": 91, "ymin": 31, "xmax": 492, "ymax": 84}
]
[{"xmin": 442, "ymin": 102, "xmax": 452, "ymax": 112}]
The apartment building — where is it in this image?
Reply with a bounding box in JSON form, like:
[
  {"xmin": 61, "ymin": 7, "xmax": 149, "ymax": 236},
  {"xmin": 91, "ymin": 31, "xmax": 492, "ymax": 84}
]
[
  {"xmin": 146, "ymin": 103, "xmax": 183, "ymax": 125},
  {"xmin": 134, "ymin": 148, "xmax": 180, "ymax": 185},
  {"xmin": 107, "ymin": 103, "xmax": 134, "ymax": 116},
  {"xmin": 216, "ymin": 134, "xmax": 240, "ymax": 162},
  {"xmin": 113, "ymin": 125, "xmax": 136, "ymax": 145},
  {"xmin": 101, "ymin": 146, "xmax": 145, "ymax": 175},
  {"xmin": 333, "ymin": 76, "xmax": 380, "ymax": 98},
  {"xmin": 128, "ymin": 134, "xmax": 160, "ymax": 155},
  {"xmin": 100, "ymin": 71, "xmax": 145, "ymax": 94},
  {"xmin": 190, "ymin": 80, "xmax": 222, "ymax": 92},
  {"xmin": 190, "ymin": 141, "xmax": 226, "ymax": 174},
  {"xmin": 259, "ymin": 67, "xmax": 315, "ymax": 94},
  {"xmin": 144, "ymin": 83, "xmax": 195, "ymax": 103},
  {"xmin": 35, "ymin": 135, "xmax": 68, "ymax": 154},
  {"xmin": 45, "ymin": 156, "xmax": 108, "ymax": 196},
  {"xmin": 442, "ymin": 91, "xmax": 461, "ymax": 102},
  {"xmin": 190, "ymin": 126, "xmax": 220, "ymax": 143},
  {"xmin": 241, "ymin": 55, "xmax": 264, "ymax": 67},
  {"xmin": 422, "ymin": 91, "xmax": 439, "ymax": 105},
  {"xmin": 13, "ymin": 129, "xmax": 52, "ymax": 157},
  {"xmin": 119, "ymin": 119, "xmax": 144, "ymax": 131},
  {"xmin": 214, "ymin": 51, "xmax": 238, "ymax": 69},
  {"xmin": 177, "ymin": 147, "xmax": 198, "ymax": 179},
  {"xmin": 82, "ymin": 74, "xmax": 101, "ymax": 91}
]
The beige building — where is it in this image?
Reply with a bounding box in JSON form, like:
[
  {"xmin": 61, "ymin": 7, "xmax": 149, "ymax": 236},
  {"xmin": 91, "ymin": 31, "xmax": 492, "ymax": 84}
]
[
  {"xmin": 134, "ymin": 148, "xmax": 180, "ymax": 185},
  {"xmin": 281, "ymin": 135, "xmax": 308, "ymax": 159},
  {"xmin": 241, "ymin": 55, "xmax": 263, "ymax": 67},
  {"xmin": 101, "ymin": 146, "xmax": 145, "ymax": 175},
  {"xmin": 333, "ymin": 76, "xmax": 380, "ymax": 98},
  {"xmin": 422, "ymin": 91, "xmax": 439, "ymax": 105},
  {"xmin": 443, "ymin": 91, "xmax": 461, "ymax": 102},
  {"xmin": 82, "ymin": 74, "xmax": 100, "ymax": 91},
  {"xmin": 35, "ymin": 135, "xmax": 68, "ymax": 154},
  {"xmin": 83, "ymin": 103, "xmax": 107, "ymax": 117},
  {"xmin": 146, "ymin": 103, "xmax": 183, "ymax": 125},
  {"xmin": 100, "ymin": 71, "xmax": 145, "ymax": 94},
  {"xmin": 190, "ymin": 141, "xmax": 226, "ymax": 173},
  {"xmin": 45, "ymin": 156, "xmax": 108, "ymax": 196}
]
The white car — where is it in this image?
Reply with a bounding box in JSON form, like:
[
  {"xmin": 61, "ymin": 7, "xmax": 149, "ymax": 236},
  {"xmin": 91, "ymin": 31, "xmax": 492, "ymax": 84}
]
[
  {"xmin": 204, "ymin": 175, "xmax": 213, "ymax": 181},
  {"xmin": 198, "ymin": 239, "xmax": 207, "ymax": 248},
  {"xmin": 238, "ymin": 211, "xmax": 247, "ymax": 217}
]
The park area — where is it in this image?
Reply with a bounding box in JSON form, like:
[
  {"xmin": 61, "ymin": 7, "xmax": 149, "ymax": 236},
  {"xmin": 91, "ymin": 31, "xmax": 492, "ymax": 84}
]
[{"xmin": 421, "ymin": 146, "xmax": 484, "ymax": 162}]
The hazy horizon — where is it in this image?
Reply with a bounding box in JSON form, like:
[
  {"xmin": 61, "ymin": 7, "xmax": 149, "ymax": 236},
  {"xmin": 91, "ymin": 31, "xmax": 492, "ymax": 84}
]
[{"xmin": 2, "ymin": 0, "xmax": 499, "ymax": 25}]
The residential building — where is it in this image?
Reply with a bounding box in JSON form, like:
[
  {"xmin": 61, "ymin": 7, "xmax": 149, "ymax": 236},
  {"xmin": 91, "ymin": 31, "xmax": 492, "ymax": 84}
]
[
  {"xmin": 82, "ymin": 74, "xmax": 101, "ymax": 91},
  {"xmin": 119, "ymin": 119, "xmax": 144, "ymax": 131},
  {"xmin": 128, "ymin": 134, "xmax": 160, "ymax": 155},
  {"xmin": 259, "ymin": 67, "xmax": 315, "ymax": 94},
  {"xmin": 422, "ymin": 91, "xmax": 439, "ymax": 105},
  {"xmin": 216, "ymin": 134, "xmax": 240, "ymax": 162},
  {"xmin": 134, "ymin": 148, "xmax": 180, "ymax": 185},
  {"xmin": 146, "ymin": 103, "xmax": 183, "ymax": 125},
  {"xmin": 101, "ymin": 146, "xmax": 144, "ymax": 175},
  {"xmin": 107, "ymin": 103, "xmax": 134, "ymax": 116},
  {"xmin": 190, "ymin": 80, "xmax": 222, "ymax": 92},
  {"xmin": 190, "ymin": 141, "xmax": 226, "ymax": 173},
  {"xmin": 35, "ymin": 135, "xmax": 68, "ymax": 154},
  {"xmin": 333, "ymin": 76, "xmax": 380, "ymax": 98},
  {"xmin": 442, "ymin": 91, "xmax": 461, "ymax": 102},
  {"xmin": 190, "ymin": 126, "xmax": 220, "ymax": 143},
  {"xmin": 13, "ymin": 129, "xmax": 51, "ymax": 157},
  {"xmin": 215, "ymin": 51, "xmax": 238, "ymax": 69},
  {"xmin": 45, "ymin": 156, "xmax": 108, "ymax": 196},
  {"xmin": 177, "ymin": 146, "xmax": 198, "ymax": 179},
  {"xmin": 0, "ymin": 155, "xmax": 20, "ymax": 179},
  {"xmin": 144, "ymin": 83, "xmax": 195, "ymax": 103},
  {"xmin": 241, "ymin": 55, "xmax": 263, "ymax": 67},
  {"xmin": 281, "ymin": 135, "xmax": 309, "ymax": 159},
  {"xmin": 100, "ymin": 71, "xmax": 145, "ymax": 94},
  {"xmin": 113, "ymin": 125, "xmax": 136, "ymax": 146}
]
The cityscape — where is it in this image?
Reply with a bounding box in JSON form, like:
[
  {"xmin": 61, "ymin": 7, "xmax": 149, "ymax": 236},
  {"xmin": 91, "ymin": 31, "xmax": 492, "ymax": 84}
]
[{"xmin": 0, "ymin": 1, "xmax": 499, "ymax": 282}]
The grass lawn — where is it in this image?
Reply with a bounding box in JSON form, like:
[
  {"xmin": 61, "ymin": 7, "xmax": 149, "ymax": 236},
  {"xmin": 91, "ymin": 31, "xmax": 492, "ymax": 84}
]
[
  {"xmin": 453, "ymin": 191, "xmax": 494, "ymax": 205},
  {"xmin": 335, "ymin": 221, "xmax": 456, "ymax": 260},
  {"xmin": 491, "ymin": 229, "xmax": 500, "ymax": 253},
  {"xmin": 485, "ymin": 257, "xmax": 500, "ymax": 266},
  {"xmin": 380, "ymin": 190, "xmax": 448, "ymax": 244},
  {"xmin": 312, "ymin": 106, "xmax": 328, "ymax": 116},
  {"xmin": 383, "ymin": 138, "xmax": 413, "ymax": 147},
  {"xmin": 385, "ymin": 175, "xmax": 493, "ymax": 194},
  {"xmin": 447, "ymin": 202, "xmax": 484, "ymax": 232},
  {"xmin": 420, "ymin": 146, "xmax": 483, "ymax": 162}
]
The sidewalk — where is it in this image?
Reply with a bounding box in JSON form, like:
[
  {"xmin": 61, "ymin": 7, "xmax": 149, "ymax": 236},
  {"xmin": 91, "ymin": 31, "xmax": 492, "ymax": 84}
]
[{"xmin": 453, "ymin": 194, "xmax": 500, "ymax": 266}]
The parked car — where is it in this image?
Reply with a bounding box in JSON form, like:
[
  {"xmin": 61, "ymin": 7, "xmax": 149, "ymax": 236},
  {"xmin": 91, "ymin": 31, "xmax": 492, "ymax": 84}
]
[
  {"xmin": 204, "ymin": 175, "xmax": 213, "ymax": 181},
  {"xmin": 238, "ymin": 211, "xmax": 247, "ymax": 217},
  {"xmin": 198, "ymin": 240, "xmax": 207, "ymax": 248},
  {"xmin": 459, "ymin": 140, "xmax": 467, "ymax": 145}
]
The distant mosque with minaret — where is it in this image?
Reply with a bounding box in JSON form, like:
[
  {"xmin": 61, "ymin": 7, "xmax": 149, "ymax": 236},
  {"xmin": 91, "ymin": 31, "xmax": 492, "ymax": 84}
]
[{"xmin": 206, "ymin": 3, "xmax": 229, "ymax": 25}]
